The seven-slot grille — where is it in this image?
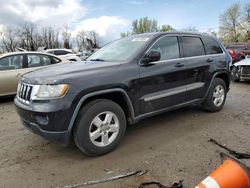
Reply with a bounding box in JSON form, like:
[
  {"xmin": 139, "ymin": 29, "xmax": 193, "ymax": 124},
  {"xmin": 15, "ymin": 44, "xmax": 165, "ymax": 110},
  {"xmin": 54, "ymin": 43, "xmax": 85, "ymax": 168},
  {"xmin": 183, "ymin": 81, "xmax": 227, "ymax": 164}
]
[
  {"xmin": 241, "ymin": 66, "xmax": 250, "ymax": 75},
  {"xmin": 18, "ymin": 83, "xmax": 33, "ymax": 103}
]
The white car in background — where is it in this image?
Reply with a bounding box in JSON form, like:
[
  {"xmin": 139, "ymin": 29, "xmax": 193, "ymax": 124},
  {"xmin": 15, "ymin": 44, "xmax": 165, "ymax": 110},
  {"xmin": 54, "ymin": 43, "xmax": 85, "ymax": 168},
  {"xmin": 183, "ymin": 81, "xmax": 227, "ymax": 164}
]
[
  {"xmin": 45, "ymin": 49, "xmax": 81, "ymax": 62},
  {"xmin": 231, "ymin": 56, "xmax": 250, "ymax": 82}
]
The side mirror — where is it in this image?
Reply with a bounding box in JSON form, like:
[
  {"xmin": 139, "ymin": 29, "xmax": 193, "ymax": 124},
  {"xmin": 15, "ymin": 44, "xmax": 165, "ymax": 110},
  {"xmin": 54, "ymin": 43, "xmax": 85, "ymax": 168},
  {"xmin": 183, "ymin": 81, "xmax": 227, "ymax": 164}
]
[{"xmin": 142, "ymin": 49, "xmax": 161, "ymax": 65}]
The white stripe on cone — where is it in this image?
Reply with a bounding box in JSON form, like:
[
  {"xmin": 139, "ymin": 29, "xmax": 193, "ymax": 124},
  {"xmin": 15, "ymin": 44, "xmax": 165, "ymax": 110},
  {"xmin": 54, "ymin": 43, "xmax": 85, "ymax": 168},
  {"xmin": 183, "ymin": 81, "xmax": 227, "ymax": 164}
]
[{"xmin": 195, "ymin": 176, "xmax": 220, "ymax": 188}]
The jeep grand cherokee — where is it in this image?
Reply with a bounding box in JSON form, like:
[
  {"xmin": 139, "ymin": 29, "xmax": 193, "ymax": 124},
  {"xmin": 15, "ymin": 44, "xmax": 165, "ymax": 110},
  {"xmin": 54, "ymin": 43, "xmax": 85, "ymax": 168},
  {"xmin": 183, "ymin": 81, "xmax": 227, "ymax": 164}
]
[{"xmin": 15, "ymin": 32, "xmax": 231, "ymax": 156}]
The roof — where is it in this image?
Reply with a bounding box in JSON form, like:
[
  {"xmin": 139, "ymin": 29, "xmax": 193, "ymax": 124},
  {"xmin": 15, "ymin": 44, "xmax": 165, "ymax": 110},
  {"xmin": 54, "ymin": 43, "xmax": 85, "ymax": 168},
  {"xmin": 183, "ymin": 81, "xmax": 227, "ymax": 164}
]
[
  {"xmin": 45, "ymin": 48, "xmax": 73, "ymax": 52},
  {"xmin": 0, "ymin": 51, "xmax": 62, "ymax": 59},
  {"xmin": 132, "ymin": 31, "xmax": 217, "ymax": 40}
]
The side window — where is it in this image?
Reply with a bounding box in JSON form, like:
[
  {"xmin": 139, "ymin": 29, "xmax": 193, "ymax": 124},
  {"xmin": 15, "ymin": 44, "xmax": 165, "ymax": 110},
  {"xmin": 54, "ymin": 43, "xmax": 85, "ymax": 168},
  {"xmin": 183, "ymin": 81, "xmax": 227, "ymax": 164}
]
[
  {"xmin": 51, "ymin": 57, "xmax": 61, "ymax": 64},
  {"xmin": 54, "ymin": 50, "xmax": 71, "ymax": 55},
  {"xmin": 150, "ymin": 36, "xmax": 180, "ymax": 61},
  {"xmin": 182, "ymin": 37, "xmax": 205, "ymax": 57},
  {"xmin": 0, "ymin": 55, "xmax": 23, "ymax": 71},
  {"xmin": 27, "ymin": 55, "xmax": 52, "ymax": 68},
  {"xmin": 203, "ymin": 37, "xmax": 223, "ymax": 54}
]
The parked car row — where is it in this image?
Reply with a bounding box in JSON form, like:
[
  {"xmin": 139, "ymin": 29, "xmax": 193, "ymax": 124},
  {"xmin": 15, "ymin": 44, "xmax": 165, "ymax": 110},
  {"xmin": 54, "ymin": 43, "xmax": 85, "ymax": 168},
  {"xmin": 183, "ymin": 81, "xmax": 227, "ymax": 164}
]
[
  {"xmin": 0, "ymin": 47, "xmax": 95, "ymax": 97},
  {"xmin": 0, "ymin": 52, "xmax": 69, "ymax": 97}
]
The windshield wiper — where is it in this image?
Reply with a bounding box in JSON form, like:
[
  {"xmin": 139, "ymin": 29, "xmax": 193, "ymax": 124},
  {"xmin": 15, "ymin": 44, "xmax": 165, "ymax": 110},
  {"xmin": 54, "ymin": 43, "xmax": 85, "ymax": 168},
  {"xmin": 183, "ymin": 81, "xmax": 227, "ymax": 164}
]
[{"xmin": 89, "ymin": 58, "xmax": 106, "ymax": 62}]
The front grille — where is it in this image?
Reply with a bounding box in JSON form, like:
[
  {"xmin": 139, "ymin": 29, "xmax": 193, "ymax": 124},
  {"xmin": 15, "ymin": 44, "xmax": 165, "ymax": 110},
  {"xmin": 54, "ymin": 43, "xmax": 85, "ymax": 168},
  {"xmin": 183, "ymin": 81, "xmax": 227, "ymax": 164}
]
[
  {"xmin": 17, "ymin": 83, "xmax": 33, "ymax": 103},
  {"xmin": 241, "ymin": 66, "xmax": 250, "ymax": 75}
]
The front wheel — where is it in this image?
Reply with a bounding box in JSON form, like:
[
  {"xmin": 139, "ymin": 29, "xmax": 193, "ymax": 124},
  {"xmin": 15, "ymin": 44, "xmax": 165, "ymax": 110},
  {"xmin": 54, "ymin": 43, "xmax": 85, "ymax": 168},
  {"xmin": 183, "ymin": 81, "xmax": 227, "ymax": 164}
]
[
  {"xmin": 201, "ymin": 78, "xmax": 227, "ymax": 112},
  {"xmin": 73, "ymin": 99, "xmax": 126, "ymax": 156}
]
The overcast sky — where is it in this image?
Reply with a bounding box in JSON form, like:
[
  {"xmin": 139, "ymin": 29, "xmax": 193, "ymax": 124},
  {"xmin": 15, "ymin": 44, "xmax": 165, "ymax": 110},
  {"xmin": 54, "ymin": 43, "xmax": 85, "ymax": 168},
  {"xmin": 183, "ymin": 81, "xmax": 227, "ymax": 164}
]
[{"xmin": 0, "ymin": 0, "xmax": 249, "ymax": 44}]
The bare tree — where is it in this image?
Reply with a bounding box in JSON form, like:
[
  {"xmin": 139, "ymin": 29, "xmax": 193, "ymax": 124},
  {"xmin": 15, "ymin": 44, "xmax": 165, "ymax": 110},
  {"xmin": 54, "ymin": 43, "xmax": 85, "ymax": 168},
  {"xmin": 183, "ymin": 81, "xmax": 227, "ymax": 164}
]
[
  {"xmin": 62, "ymin": 25, "xmax": 71, "ymax": 49},
  {"xmin": 39, "ymin": 27, "xmax": 60, "ymax": 49},
  {"xmin": 76, "ymin": 30, "xmax": 87, "ymax": 51},
  {"xmin": 0, "ymin": 27, "xmax": 19, "ymax": 52},
  {"xmin": 219, "ymin": 3, "xmax": 241, "ymax": 42},
  {"xmin": 16, "ymin": 22, "xmax": 39, "ymax": 51}
]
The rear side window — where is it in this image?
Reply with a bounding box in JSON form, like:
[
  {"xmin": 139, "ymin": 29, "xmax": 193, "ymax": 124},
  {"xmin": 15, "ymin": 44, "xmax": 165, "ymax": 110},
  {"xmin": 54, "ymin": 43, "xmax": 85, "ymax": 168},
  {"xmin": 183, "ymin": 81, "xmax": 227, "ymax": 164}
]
[
  {"xmin": 0, "ymin": 55, "xmax": 23, "ymax": 71},
  {"xmin": 150, "ymin": 36, "xmax": 180, "ymax": 61},
  {"xmin": 203, "ymin": 37, "xmax": 223, "ymax": 54},
  {"xmin": 54, "ymin": 50, "xmax": 72, "ymax": 56},
  {"xmin": 182, "ymin": 37, "xmax": 205, "ymax": 57},
  {"xmin": 27, "ymin": 54, "xmax": 52, "ymax": 68}
]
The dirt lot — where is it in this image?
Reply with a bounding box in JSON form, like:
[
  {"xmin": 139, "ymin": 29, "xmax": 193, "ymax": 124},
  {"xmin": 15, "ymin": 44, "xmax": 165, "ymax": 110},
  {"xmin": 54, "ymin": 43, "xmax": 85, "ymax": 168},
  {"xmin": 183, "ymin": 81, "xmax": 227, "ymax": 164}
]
[{"xmin": 0, "ymin": 82, "xmax": 250, "ymax": 188}]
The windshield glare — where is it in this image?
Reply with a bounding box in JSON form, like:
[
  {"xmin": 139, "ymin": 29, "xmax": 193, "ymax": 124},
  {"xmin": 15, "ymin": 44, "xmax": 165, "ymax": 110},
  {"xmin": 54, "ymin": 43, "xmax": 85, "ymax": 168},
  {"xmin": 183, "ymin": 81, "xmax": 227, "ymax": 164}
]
[{"xmin": 88, "ymin": 36, "xmax": 151, "ymax": 62}]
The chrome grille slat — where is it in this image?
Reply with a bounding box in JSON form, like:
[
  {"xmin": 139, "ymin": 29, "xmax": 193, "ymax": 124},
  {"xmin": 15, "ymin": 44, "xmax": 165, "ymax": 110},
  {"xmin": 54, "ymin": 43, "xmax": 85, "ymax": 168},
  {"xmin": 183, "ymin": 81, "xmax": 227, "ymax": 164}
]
[{"xmin": 17, "ymin": 83, "xmax": 33, "ymax": 104}]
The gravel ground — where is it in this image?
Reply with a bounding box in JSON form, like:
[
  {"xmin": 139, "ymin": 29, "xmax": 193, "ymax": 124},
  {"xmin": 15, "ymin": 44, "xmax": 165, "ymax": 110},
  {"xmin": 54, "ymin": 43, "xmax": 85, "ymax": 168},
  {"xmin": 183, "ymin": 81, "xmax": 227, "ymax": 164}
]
[{"xmin": 0, "ymin": 82, "xmax": 249, "ymax": 188}]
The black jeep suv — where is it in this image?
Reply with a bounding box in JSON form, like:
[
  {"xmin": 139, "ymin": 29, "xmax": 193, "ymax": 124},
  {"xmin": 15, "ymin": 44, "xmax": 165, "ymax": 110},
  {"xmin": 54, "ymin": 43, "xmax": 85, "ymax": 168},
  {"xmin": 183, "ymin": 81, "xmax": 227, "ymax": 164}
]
[{"xmin": 15, "ymin": 32, "xmax": 231, "ymax": 156}]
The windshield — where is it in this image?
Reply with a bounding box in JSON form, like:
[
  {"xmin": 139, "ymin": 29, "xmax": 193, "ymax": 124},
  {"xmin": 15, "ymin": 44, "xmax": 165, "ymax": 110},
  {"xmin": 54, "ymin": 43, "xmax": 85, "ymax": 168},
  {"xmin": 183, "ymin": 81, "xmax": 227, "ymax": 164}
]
[{"xmin": 87, "ymin": 35, "xmax": 152, "ymax": 62}]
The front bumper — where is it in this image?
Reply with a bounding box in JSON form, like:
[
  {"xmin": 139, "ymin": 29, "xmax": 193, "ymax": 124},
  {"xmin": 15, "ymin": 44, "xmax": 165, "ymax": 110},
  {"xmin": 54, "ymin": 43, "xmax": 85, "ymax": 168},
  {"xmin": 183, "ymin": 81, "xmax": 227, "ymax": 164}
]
[
  {"xmin": 21, "ymin": 119, "xmax": 70, "ymax": 145},
  {"xmin": 15, "ymin": 97, "xmax": 72, "ymax": 145}
]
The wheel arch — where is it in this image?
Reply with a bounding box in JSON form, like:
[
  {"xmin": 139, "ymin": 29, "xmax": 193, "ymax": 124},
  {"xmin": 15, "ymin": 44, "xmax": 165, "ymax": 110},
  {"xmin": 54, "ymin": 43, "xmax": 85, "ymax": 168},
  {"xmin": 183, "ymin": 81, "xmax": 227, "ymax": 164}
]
[
  {"xmin": 67, "ymin": 89, "xmax": 135, "ymax": 134},
  {"xmin": 204, "ymin": 71, "xmax": 230, "ymax": 99}
]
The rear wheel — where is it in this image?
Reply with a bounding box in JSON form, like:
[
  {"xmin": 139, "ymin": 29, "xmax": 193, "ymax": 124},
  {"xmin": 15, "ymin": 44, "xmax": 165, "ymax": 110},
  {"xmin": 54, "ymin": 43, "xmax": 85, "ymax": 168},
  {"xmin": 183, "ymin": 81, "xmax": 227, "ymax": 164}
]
[
  {"xmin": 201, "ymin": 78, "xmax": 227, "ymax": 112},
  {"xmin": 73, "ymin": 99, "xmax": 126, "ymax": 156}
]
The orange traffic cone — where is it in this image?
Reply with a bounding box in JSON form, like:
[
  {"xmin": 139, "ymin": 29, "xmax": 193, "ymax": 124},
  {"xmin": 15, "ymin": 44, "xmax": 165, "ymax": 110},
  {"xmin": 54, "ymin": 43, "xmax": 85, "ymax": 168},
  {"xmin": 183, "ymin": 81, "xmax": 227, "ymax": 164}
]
[{"xmin": 195, "ymin": 153, "xmax": 250, "ymax": 188}]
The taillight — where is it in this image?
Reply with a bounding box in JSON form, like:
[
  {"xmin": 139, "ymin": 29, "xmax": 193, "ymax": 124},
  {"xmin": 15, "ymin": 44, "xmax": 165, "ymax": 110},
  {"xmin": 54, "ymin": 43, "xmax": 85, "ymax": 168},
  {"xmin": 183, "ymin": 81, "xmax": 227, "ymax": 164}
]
[{"xmin": 227, "ymin": 48, "xmax": 236, "ymax": 61}]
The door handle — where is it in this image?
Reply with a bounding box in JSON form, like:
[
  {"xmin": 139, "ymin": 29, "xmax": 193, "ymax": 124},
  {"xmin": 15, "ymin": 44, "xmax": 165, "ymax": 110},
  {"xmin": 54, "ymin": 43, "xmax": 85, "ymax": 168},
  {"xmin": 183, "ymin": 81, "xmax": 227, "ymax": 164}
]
[
  {"xmin": 175, "ymin": 63, "xmax": 184, "ymax": 67},
  {"xmin": 206, "ymin": 58, "xmax": 214, "ymax": 62}
]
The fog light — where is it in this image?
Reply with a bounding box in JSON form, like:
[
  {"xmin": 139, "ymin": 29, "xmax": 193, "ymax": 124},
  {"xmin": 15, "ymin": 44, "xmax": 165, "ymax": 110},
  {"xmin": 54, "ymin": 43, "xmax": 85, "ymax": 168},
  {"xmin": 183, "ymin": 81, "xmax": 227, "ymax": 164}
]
[{"xmin": 35, "ymin": 115, "xmax": 49, "ymax": 125}]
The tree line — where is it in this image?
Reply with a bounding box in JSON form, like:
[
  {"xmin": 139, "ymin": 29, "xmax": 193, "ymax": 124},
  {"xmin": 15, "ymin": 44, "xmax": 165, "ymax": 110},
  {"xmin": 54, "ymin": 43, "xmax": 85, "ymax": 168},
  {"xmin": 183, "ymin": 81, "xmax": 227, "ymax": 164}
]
[
  {"xmin": 122, "ymin": 2, "xmax": 250, "ymax": 44},
  {"xmin": 0, "ymin": 23, "xmax": 100, "ymax": 53}
]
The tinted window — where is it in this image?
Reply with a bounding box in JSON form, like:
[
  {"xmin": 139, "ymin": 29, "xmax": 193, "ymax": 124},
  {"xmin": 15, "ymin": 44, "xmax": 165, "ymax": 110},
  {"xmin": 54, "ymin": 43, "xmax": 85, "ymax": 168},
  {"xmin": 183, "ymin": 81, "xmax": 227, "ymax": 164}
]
[
  {"xmin": 0, "ymin": 55, "xmax": 23, "ymax": 71},
  {"xmin": 203, "ymin": 37, "xmax": 223, "ymax": 54},
  {"xmin": 27, "ymin": 54, "xmax": 52, "ymax": 68},
  {"xmin": 183, "ymin": 37, "xmax": 205, "ymax": 57},
  {"xmin": 54, "ymin": 50, "xmax": 71, "ymax": 55},
  {"xmin": 150, "ymin": 36, "xmax": 180, "ymax": 60}
]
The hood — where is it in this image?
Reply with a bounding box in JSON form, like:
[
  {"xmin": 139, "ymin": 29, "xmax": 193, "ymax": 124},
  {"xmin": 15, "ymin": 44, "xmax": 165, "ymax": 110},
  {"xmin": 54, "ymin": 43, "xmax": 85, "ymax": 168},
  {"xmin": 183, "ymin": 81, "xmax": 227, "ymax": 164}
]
[
  {"xmin": 234, "ymin": 58, "xmax": 250, "ymax": 66},
  {"xmin": 21, "ymin": 60, "xmax": 121, "ymax": 84}
]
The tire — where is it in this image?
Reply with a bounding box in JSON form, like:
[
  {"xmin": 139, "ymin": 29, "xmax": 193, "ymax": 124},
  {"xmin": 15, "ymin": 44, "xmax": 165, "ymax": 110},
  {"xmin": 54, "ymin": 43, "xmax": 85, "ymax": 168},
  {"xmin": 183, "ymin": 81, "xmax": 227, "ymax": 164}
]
[
  {"xmin": 231, "ymin": 66, "xmax": 241, "ymax": 82},
  {"xmin": 73, "ymin": 99, "xmax": 126, "ymax": 156},
  {"xmin": 201, "ymin": 78, "xmax": 227, "ymax": 112}
]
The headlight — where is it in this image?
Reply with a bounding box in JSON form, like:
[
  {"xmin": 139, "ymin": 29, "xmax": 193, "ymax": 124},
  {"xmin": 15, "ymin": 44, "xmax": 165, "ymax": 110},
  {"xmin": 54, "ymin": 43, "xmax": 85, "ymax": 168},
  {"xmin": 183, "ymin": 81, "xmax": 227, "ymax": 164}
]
[{"xmin": 32, "ymin": 84, "xmax": 69, "ymax": 100}]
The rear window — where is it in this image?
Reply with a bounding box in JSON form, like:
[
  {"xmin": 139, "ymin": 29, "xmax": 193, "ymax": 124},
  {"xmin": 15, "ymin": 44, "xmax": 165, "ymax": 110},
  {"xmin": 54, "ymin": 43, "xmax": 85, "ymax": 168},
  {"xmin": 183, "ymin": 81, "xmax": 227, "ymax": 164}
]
[
  {"xmin": 203, "ymin": 37, "xmax": 223, "ymax": 55},
  {"xmin": 182, "ymin": 37, "xmax": 205, "ymax": 57}
]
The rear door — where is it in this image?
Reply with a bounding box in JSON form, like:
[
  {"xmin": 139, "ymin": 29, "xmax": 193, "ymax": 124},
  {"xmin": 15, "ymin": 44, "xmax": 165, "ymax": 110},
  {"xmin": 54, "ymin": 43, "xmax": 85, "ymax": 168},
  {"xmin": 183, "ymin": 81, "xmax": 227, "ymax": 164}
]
[
  {"xmin": 0, "ymin": 55, "xmax": 24, "ymax": 96},
  {"xmin": 180, "ymin": 35, "xmax": 209, "ymax": 101}
]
